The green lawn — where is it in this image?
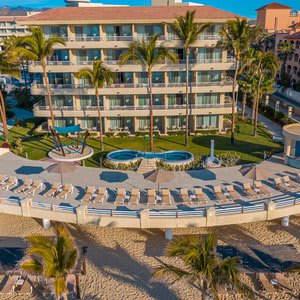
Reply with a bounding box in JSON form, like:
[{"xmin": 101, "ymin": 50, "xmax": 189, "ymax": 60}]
[{"xmin": 1, "ymin": 121, "xmax": 282, "ymax": 168}]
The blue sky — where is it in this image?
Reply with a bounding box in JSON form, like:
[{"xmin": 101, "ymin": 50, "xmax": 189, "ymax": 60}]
[{"xmin": 2, "ymin": 0, "xmax": 300, "ymax": 19}]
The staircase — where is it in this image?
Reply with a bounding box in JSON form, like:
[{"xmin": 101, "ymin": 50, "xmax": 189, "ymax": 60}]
[{"xmin": 137, "ymin": 158, "xmax": 157, "ymax": 174}]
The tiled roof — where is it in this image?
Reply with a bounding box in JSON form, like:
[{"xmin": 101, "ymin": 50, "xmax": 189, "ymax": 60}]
[
  {"xmin": 0, "ymin": 16, "xmax": 24, "ymax": 21},
  {"xmin": 256, "ymin": 2, "xmax": 291, "ymax": 11},
  {"xmin": 19, "ymin": 5, "xmax": 240, "ymax": 23}
]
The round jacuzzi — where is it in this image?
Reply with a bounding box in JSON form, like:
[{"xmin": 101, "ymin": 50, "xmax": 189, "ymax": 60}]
[{"xmin": 106, "ymin": 149, "xmax": 194, "ymax": 165}]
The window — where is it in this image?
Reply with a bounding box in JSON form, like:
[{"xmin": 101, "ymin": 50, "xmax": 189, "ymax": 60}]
[
  {"xmin": 108, "ymin": 95, "xmax": 134, "ymax": 107},
  {"xmin": 138, "ymin": 94, "xmax": 163, "ymax": 106},
  {"xmin": 43, "ymin": 26, "xmax": 67, "ymax": 38},
  {"xmin": 114, "ymin": 72, "xmax": 133, "ymax": 84},
  {"xmin": 52, "ymin": 96, "xmax": 73, "ymax": 107},
  {"xmin": 196, "ymin": 93, "xmax": 220, "ymax": 107},
  {"xmin": 168, "ymin": 94, "xmax": 186, "ymax": 106},
  {"xmin": 137, "ymin": 72, "xmax": 163, "ymax": 84},
  {"xmin": 167, "ymin": 116, "xmax": 186, "ymax": 129},
  {"xmin": 168, "ymin": 71, "xmax": 192, "ymax": 83},
  {"xmin": 106, "ymin": 49, "xmax": 126, "ymax": 61},
  {"xmin": 136, "ymin": 25, "xmax": 162, "ymax": 37},
  {"xmin": 75, "ymin": 26, "xmax": 100, "ymax": 40},
  {"xmin": 80, "ymin": 118, "xmax": 98, "ymax": 129},
  {"xmin": 106, "ymin": 25, "xmax": 132, "ymax": 40},
  {"xmin": 198, "ymin": 48, "xmax": 222, "ymax": 62},
  {"xmin": 54, "ymin": 117, "xmax": 75, "ymax": 127},
  {"xmin": 198, "ymin": 71, "xmax": 221, "ymax": 82},
  {"xmin": 196, "ymin": 115, "xmax": 219, "ymax": 128},
  {"xmin": 138, "ymin": 117, "xmax": 162, "ymax": 130},
  {"xmin": 48, "ymin": 73, "xmax": 72, "ymax": 85},
  {"xmin": 109, "ymin": 117, "xmax": 134, "ymax": 130},
  {"xmin": 49, "ymin": 50, "xmax": 69, "ymax": 62},
  {"xmin": 79, "ymin": 95, "xmax": 98, "ymax": 107},
  {"xmin": 76, "ymin": 49, "xmax": 100, "ymax": 62}
]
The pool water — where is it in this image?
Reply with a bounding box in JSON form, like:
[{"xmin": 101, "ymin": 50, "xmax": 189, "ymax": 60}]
[{"xmin": 107, "ymin": 149, "xmax": 194, "ymax": 164}]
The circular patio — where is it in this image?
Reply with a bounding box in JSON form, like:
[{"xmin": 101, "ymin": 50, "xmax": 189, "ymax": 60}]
[
  {"xmin": 48, "ymin": 146, "xmax": 94, "ymax": 162},
  {"xmin": 283, "ymin": 124, "xmax": 300, "ymax": 168}
]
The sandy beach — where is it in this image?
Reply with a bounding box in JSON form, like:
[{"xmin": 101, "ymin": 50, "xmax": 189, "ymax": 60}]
[{"xmin": 0, "ymin": 213, "xmax": 298, "ymax": 300}]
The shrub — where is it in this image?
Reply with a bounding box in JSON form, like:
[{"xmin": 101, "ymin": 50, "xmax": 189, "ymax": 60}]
[
  {"xmin": 217, "ymin": 152, "xmax": 241, "ymax": 167},
  {"xmin": 12, "ymin": 138, "xmax": 24, "ymax": 155},
  {"xmin": 195, "ymin": 129, "xmax": 219, "ymax": 135},
  {"xmin": 135, "ymin": 131, "xmax": 160, "ymax": 137},
  {"xmin": 105, "ymin": 132, "xmax": 115, "ymax": 138},
  {"xmin": 167, "ymin": 130, "xmax": 185, "ymax": 136},
  {"xmin": 116, "ymin": 132, "xmax": 130, "ymax": 138},
  {"xmin": 156, "ymin": 154, "xmax": 203, "ymax": 171},
  {"xmin": 103, "ymin": 158, "xmax": 141, "ymax": 171}
]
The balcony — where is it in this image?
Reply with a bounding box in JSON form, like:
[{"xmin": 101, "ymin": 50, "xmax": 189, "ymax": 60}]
[
  {"xmin": 33, "ymin": 101, "xmax": 234, "ymax": 118},
  {"xmin": 31, "ymin": 80, "xmax": 236, "ymax": 96},
  {"xmin": 28, "ymin": 57, "xmax": 236, "ymax": 73}
]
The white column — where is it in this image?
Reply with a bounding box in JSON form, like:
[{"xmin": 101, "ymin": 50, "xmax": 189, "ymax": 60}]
[
  {"xmin": 265, "ymin": 95, "xmax": 270, "ymax": 106},
  {"xmin": 281, "ymin": 216, "xmax": 289, "ymax": 227},
  {"xmin": 42, "ymin": 219, "xmax": 51, "ymax": 229},
  {"xmin": 284, "ymin": 138, "xmax": 292, "ymax": 164},
  {"xmin": 165, "ymin": 228, "xmax": 173, "ymax": 240},
  {"xmin": 288, "ymin": 106, "xmax": 293, "ymax": 118}
]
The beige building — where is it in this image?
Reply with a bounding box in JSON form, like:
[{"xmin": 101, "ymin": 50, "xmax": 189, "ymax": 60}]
[
  {"xmin": 20, "ymin": 5, "xmax": 238, "ymax": 134},
  {"xmin": 256, "ymin": 2, "xmax": 300, "ymax": 33}
]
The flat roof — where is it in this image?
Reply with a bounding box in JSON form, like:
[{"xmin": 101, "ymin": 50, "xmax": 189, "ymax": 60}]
[{"xmin": 19, "ymin": 5, "xmax": 241, "ymax": 25}]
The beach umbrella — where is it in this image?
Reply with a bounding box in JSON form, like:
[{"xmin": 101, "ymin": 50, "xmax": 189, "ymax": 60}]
[
  {"xmin": 46, "ymin": 162, "xmax": 77, "ymax": 185},
  {"xmin": 143, "ymin": 169, "xmax": 175, "ymax": 191},
  {"xmin": 239, "ymin": 165, "xmax": 273, "ymax": 182}
]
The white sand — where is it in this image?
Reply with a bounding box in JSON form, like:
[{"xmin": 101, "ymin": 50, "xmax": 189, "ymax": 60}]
[{"xmin": 0, "ymin": 214, "xmax": 298, "ymax": 300}]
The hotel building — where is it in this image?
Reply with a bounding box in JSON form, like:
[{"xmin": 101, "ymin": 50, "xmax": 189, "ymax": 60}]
[{"xmin": 19, "ymin": 4, "xmax": 238, "ymax": 135}]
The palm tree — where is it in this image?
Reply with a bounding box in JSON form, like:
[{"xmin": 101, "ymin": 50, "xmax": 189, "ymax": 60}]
[
  {"xmin": 119, "ymin": 34, "xmax": 178, "ymax": 152},
  {"xmin": 277, "ymin": 40, "xmax": 295, "ymax": 76},
  {"xmin": 153, "ymin": 233, "xmax": 252, "ymax": 300},
  {"xmin": 20, "ymin": 225, "xmax": 78, "ymax": 300},
  {"xmin": 76, "ymin": 60, "xmax": 113, "ymax": 151},
  {"xmin": 251, "ymin": 51, "xmax": 279, "ymax": 136},
  {"xmin": 238, "ymin": 75, "xmax": 252, "ymax": 120},
  {"xmin": 15, "ymin": 26, "xmax": 65, "ymax": 127},
  {"xmin": 0, "ymin": 51, "xmax": 20, "ymax": 143},
  {"xmin": 217, "ymin": 18, "xmax": 255, "ymax": 145},
  {"xmin": 165, "ymin": 10, "xmax": 210, "ymax": 147}
]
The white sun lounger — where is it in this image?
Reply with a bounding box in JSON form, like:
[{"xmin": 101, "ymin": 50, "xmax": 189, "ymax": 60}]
[
  {"xmin": 44, "ymin": 182, "xmax": 61, "ymax": 197},
  {"xmin": 25, "ymin": 180, "xmax": 43, "ymax": 195},
  {"xmin": 14, "ymin": 179, "xmax": 32, "ymax": 194},
  {"xmin": 0, "ymin": 176, "xmax": 18, "ymax": 191},
  {"xmin": 56, "ymin": 184, "xmax": 74, "ymax": 200}
]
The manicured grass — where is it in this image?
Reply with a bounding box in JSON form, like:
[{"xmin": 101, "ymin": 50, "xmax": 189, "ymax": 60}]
[{"xmin": 1, "ymin": 121, "xmax": 282, "ymax": 168}]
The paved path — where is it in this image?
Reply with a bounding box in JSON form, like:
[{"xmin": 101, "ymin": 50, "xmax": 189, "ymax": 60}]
[{"xmin": 238, "ymin": 103, "xmax": 283, "ymax": 138}]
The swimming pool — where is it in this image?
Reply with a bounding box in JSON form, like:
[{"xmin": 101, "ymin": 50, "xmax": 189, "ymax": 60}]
[{"xmin": 107, "ymin": 149, "xmax": 194, "ymax": 165}]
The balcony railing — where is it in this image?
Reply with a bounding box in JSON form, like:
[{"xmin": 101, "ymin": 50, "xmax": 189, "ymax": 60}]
[
  {"xmin": 32, "ymin": 80, "xmax": 234, "ymax": 90},
  {"xmin": 33, "ymin": 102, "xmax": 232, "ymax": 111},
  {"xmin": 30, "ymin": 57, "xmax": 235, "ymax": 67}
]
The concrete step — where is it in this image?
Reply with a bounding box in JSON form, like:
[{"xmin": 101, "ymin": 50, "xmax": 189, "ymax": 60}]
[{"xmin": 137, "ymin": 158, "xmax": 157, "ymax": 174}]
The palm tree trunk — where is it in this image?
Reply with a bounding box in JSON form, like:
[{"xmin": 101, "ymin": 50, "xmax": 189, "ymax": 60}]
[
  {"xmin": 231, "ymin": 59, "xmax": 239, "ymax": 145},
  {"xmin": 242, "ymin": 92, "xmax": 247, "ymax": 120},
  {"xmin": 96, "ymin": 90, "xmax": 104, "ymax": 151},
  {"xmin": 185, "ymin": 48, "xmax": 189, "ymax": 147},
  {"xmin": 253, "ymin": 96, "xmax": 259, "ymax": 137},
  {"xmin": 41, "ymin": 58, "xmax": 55, "ymax": 127},
  {"xmin": 251, "ymin": 98, "xmax": 256, "ymax": 125},
  {"xmin": 0, "ymin": 90, "xmax": 8, "ymax": 143},
  {"xmin": 148, "ymin": 71, "xmax": 154, "ymax": 152}
]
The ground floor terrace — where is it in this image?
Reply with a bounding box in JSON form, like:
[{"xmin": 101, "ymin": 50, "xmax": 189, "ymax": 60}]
[{"xmin": 0, "ymin": 151, "xmax": 299, "ymax": 232}]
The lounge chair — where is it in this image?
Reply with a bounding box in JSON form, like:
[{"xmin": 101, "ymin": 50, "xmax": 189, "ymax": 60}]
[
  {"xmin": 243, "ymin": 182, "xmax": 258, "ymax": 198},
  {"xmin": 44, "ymin": 182, "xmax": 61, "ymax": 198},
  {"xmin": 17, "ymin": 279, "xmax": 32, "ymax": 294},
  {"xmin": 213, "ymin": 186, "xmax": 227, "ymax": 202},
  {"xmin": 147, "ymin": 189, "xmax": 156, "ymax": 206},
  {"xmin": 129, "ymin": 188, "xmax": 140, "ymax": 205},
  {"xmin": 194, "ymin": 188, "xmax": 208, "ymax": 204},
  {"xmin": 274, "ymin": 273, "xmax": 291, "ymax": 291},
  {"xmin": 282, "ymin": 176, "xmax": 299, "ymax": 190},
  {"xmin": 25, "ymin": 180, "xmax": 43, "ymax": 195},
  {"xmin": 56, "ymin": 184, "xmax": 74, "ymax": 200},
  {"xmin": 81, "ymin": 186, "xmax": 95, "ymax": 202},
  {"xmin": 93, "ymin": 187, "xmax": 107, "ymax": 203},
  {"xmin": 180, "ymin": 188, "xmax": 192, "ymax": 204},
  {"xmin": 254, "ymin": 181, "xmax": 272, "ymax": 196},
  {"xmin": 272, "ymin": 177, "xmax": 288, "ymax": 192},
  {"xmin": 14, "ymin": 179, "xmax": 32, "ymax": 194},
  {"xmin": 0, "ymin": 175, "xmax": 7, "ymax": 185},
  {"xmin": 257, "ymin": 273, "xmax": 276, "ymax": 294},
  {"xmin": 0, "ymin": 176, "xmax": 18, "ymax": 191},
  {"xmin": 162, "ymin": 188, "xmax": 171, "ymax": 205},
  {"xmin": 225, "ymin": 185, "xmax": 240, "ymax": 200},
  {"xmin": 0, "ymin": 275, "xmax": 19, "ymax": 294},
  {"xmin": 114, "ymin": 188, "xmax": 126, "ymax": 205}
]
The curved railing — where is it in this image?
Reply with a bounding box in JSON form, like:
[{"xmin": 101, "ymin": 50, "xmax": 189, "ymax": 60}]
[{"xmin": 0, "ymin": 194, "xmax": 299, "ymax": 228}]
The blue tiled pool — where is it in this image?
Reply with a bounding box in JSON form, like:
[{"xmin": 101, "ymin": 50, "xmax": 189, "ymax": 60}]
[{"xmin": 107, "ymin": 149, "xmax": 194, "ymax": 164}]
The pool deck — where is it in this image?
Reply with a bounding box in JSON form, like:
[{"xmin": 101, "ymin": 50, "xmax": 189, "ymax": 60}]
[{"xmin": 0, "ymin": 151, "xmax": 299, "ymax": 211}]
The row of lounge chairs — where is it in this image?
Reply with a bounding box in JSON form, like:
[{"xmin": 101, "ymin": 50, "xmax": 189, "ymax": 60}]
[{"xmin": 272, "ymin": 175, "xmax": 300, "ymax": 192}]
